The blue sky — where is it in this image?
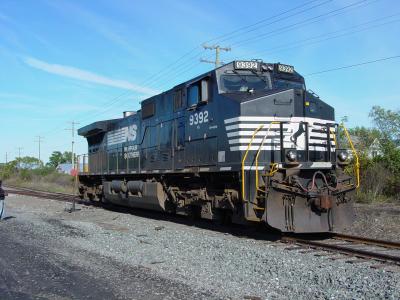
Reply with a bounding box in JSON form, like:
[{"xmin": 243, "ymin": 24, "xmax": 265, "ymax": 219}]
[{"xmin": 0, "ymin": 0, "xmax": 399, "ymax": 162}]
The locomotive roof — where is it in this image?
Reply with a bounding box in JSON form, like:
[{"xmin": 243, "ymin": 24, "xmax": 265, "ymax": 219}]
[
  {"xmin": 79, "ymin": 60, "xmax": 303, "ymax": 137},
  {"xmin": 78, "ymin": 118, "xmax": 121, "ymax": 137},
  {"xmin": 141, "ymin": 60, "xmax": 302, "ymax": 105}
]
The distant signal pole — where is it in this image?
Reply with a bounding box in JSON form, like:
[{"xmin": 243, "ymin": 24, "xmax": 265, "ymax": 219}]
[
  {"xmin": 200, "ymin": 44, "xmax": 231, "ymax": 68},
  {"xmin": 65, "ymin": 121, "xmax": 80, "ymax": 171},
  {"xmin": 35, "ymin": 136, "xmax": 44, "ymax": 164}
]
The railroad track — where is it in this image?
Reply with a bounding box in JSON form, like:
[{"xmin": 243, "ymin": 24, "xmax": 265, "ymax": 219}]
[
  {"xmin": 5, "ymin": 186, "xmax": 79, "ymax": 203},
  {"xmin": 5, "ymin": 186, "xmax": 400, "ymax": 267},
  {"xmin": 282, "ymin": 233, "xmax": 400, "ymax": 267}
]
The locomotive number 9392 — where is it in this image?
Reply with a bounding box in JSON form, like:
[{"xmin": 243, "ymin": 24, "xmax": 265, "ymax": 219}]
[
  {"xmin": 189, "ymin": 111, "xmax": 209, "ymax": 126},
  {"xmin": 78, "ymin": 59, "xmax": 358, "ymax": 234}
]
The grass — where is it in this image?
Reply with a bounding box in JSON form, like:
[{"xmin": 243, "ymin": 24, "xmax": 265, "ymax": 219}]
[
  {"xmin": 354, "ymin": 191, "xmax": 398, "ymax": 204},
  {"xmin": 4, "ymin": 171, "xmax": 75, "ymax": 194}
]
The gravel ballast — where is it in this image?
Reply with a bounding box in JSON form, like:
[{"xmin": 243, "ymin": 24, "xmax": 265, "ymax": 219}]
[{"xmin": 1, "ymin": 194, "xmax": 399, "ymax": 299}]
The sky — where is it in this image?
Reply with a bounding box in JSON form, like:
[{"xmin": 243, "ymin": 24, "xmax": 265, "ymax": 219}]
[{"xmin": 0, "ymin": 0, "xmax": 399, "ymax": 163}]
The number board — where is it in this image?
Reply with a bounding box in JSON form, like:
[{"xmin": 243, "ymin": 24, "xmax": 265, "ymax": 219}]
[
  {"xmin": 234, "ymin": 61, "xmax": 260, "ymax": 71},
  {"xmin": 277, "ymin": 64, "xmax": 294, "ymax": 74}
]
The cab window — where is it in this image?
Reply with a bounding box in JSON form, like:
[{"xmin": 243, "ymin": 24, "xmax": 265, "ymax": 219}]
[
  {"xmin": 220, "ymin": 75, "xmax": 270, "ymax": 93},
  {"xmin": 188, "ymin": 85, "xmax": 199, "ymax": 107},
  {"xmin": 187, "ymin": 78, "xmax": 209, "ymax": 107},
  {"xmin": 309, "ymin": 101, "xmax": 317, "ymax": 113}
]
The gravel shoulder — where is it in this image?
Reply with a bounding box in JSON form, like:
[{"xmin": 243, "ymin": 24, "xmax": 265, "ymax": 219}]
[{"xmin": 1, "ymin": 194, "xmax": 399, "ymax": 300}]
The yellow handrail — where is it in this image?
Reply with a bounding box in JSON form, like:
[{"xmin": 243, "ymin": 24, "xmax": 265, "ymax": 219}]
[
  {"xmin": 330, "ymin": 127, "xmax": 337, "ymax": 146},
  {"xmin": 340, "ymin": 123, "xmax": 360, "ymax": 188},
  {"xmin": 241, "ymin": 124, "xmax": 264, "ymax": 201},
  {"xmin": 255, "ymin": 122, "xmax": 279, "ymax": 191}
]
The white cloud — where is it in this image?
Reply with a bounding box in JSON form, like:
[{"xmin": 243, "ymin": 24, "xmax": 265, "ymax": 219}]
[
  {"xmin": 45, "ymin": 1, "xmax": 143, "ymax": 57},
  {"xmin": 23, "ymin": 57, "xmax": 158, "ymax": 96}
]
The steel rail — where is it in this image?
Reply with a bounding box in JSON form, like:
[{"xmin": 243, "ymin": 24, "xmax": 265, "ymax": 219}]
[
  {"xmin": 5, "ymin": 187, "xmax": 79, "ymax": 203},
  {"xmin": 332, "ymin": 232, "xmax": 400, "ymax": 249},
  {"xmin": 282, "ymin": 236, "xmax": 400, "ymax": 265},
  {"xmin": 5, "ymin": 185, "xmax": 75, "ymax": 197}
]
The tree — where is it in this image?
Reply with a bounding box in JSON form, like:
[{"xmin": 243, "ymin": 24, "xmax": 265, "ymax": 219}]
[
  {"xmin": 347, "ymin": 126, "xmax": 381, "ymax": 153},
  {"xmin": 369, "ymin": 106, "xmax": 400, "ymax": 142},
  {"xmin": 16, "ymin": 156, "xmax": 42, "ymax": 169},
  {"xmin": 47, "ymin": 151, "xmax": 73, "ymax": 168},
  {"xmin": 368, "ymin": 106, "xmax": 400, "ymax": 195}
]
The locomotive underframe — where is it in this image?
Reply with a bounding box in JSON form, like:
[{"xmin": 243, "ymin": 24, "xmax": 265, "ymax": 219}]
[{"xmin": 78, "ymin": 165, "xmax": 355, "ymax": 232}]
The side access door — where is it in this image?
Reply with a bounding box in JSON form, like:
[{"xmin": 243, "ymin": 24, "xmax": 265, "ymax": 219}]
[{"xmin": 184, "ymin": 77, "xmax": 217, "ymax": 167}]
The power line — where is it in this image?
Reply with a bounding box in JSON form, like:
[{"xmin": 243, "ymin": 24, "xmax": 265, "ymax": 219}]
[
  {"xmin": 147, "ymin": 1, "xmax": 333, "ymax": 89},
  {"xmin": 225, "ymin": 12, "xmax": 400, "ymax": 62},
  {"xmin": 204, "ymin": 0, "xmax": 327, "ymax": 44},
  {"xmin": 231, "ymin": 0, "xmax": 375, "ymax": 47},
  {"xmin": 149, "ymin": 0, "xmax": 375, "ymax": 91},
  {"xmin": 124, "ymin": 1, "xmax": 335, "ymax": 93},
  {"xmin": 143, "ymin": 1, "xmax": 328, "ymax": 89},
  {"xmin": 138, "ymin": 47, "xmax": 204, "ymax": 87},
  {"xmin": 305, "ymin": 55, "xmax": 400, "ymax": 76}
]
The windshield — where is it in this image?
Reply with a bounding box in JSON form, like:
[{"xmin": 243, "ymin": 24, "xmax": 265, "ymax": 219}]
[
  {"xmin": 274, "ymin": 79, "xmax": 305, "ymax": 90},
  {"xmin": 220, "ymin": 75, "xmax": 270, "ymax": 93}
]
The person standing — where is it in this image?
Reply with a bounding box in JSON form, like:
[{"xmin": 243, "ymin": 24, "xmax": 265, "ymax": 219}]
[{"xmin": 0, "ymin": 180, "xmax": 5, "ymax": 220}]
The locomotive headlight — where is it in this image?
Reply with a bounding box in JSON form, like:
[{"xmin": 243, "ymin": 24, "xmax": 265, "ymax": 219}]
[
  {"xmin": 338, "ymin": 151, "xmax": 348, "ymax": 162},
  {"xmin": 286, "ymin": 149, "xmax": 297, "ymax": 162},
  {"xmin": 336, "ymin": 149, "xmax": 350, "ymax": 166}
]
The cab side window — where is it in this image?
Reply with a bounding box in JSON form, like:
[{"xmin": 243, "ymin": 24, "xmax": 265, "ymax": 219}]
[
  {"xmin": 188, "ymin": 85, "xmax": 199, "ymax": 107},
  {"xmin": 187, "ymin": 78, "xmax": 210, "ymax": 107}
]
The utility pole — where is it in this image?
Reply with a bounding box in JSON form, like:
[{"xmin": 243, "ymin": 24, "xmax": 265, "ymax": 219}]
[
  {"xmin": 5, "ymin": 152, "xmax": 7, "ymax": 164},
  {"xmin": 200, "ymin": 44, "xmax": 231, "ymax": 68},
  {"xmin": 17, "ymin": 147, "xmax": 23, "ymax": 160},
  {"xmin": 35, "ymin": 136, "xmax": 44, "ymax": 164},
  {"xmin": 16, "ymin": 147, "xmax": 23, "ymax": 169},
  {"xmin": 65, "ymin": 121, "xmax": 80, "ymax": 171}
]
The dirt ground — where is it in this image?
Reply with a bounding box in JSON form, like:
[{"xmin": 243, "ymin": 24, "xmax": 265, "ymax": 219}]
[{"xmin": 341, "ymin": 203, "xmax": 400, "ymax": 242}]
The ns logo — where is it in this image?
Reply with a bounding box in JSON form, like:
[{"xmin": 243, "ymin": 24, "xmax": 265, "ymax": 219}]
[{"xmin": 127, "ymin": 124, "xmax": 138, "ymax": 142}]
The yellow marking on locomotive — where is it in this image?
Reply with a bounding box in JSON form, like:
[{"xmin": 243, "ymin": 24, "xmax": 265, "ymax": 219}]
[
  {"xmin": 341, "ymin": 123, "xmax": 360, "ymax": 188},
  {"xmin": 255, "ymin": 122, "xmax": 279, "ymax": 192},
  {"xmin": 241, "ymin": 124, "xmax": 264, "ymax": 202}
]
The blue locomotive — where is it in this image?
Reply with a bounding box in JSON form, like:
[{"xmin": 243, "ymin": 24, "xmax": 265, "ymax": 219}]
[{"xmin": 78, "ymin": 60, "xmax": 358, "ymax": 233}]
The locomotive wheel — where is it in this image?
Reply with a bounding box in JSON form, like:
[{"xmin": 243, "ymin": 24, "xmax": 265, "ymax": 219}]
[{"xmin": 87, "ymin": 193, "xmax": 96, "ymax": 202}]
